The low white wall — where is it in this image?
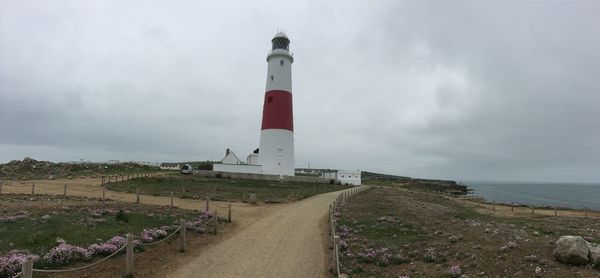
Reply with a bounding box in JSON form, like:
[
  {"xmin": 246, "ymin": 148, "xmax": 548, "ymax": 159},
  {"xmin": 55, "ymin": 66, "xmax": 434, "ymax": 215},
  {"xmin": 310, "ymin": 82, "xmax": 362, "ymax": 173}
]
[
  {"xmin": 213, "ymin": 164, "xmax": 263, "ymax": 174},
  {"xmin": 193, "ymin": 169, "xmax": 331, "ymax": 184}
]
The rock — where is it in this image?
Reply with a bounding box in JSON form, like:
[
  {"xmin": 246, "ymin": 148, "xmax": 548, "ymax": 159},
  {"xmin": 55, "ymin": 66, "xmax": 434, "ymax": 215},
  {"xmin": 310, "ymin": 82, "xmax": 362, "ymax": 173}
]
[
  {"xmin": 589, "ymin": 244, "xmax": 600, "ymax": 265},
  {"xmin": 48, "ymin": 175, "xmax": 54, "ymax": 180},
  {"xmin": 448, "ymin": 235, "xmax": 460, "ymax": 243},
  {"xmin": 553, "ymin": 236, "xmax": 589, "ymax": 265},
  {"xmin": 524, "ymin": 255, "xmax": 540, "ymax": 262},
  {"xmin": 533, "ymin": 231, "xmax": 540, "ymax": 236}
]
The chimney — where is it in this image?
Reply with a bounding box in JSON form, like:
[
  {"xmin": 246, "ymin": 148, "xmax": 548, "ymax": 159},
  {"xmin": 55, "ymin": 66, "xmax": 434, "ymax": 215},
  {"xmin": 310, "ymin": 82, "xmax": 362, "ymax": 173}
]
[{"xmin": 226, "ymin": 148, "xmax": 230, "ymax": 156}]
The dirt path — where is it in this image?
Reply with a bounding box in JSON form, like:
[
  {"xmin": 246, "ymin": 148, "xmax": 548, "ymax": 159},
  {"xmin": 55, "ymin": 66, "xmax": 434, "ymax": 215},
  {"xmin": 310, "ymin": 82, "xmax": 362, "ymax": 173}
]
[{"xmin": 168, "ymin": 190, "xmax": 341, "ymax": 278}]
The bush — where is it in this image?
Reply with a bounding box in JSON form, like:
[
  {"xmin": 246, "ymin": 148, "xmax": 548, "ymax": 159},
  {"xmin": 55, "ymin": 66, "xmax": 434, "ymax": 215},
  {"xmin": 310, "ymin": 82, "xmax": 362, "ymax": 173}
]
[
  {"xmin": 0, "ymin": 250, "xmax": 40, "ymax": 277},
  {"xmin": 115, "ymin": 209, "xmax": 129, "ymax": 223},
  {"xmin": 329, "ymin": 179, "xmax": 335, "ymax": 185},
  {"xmin": 45, "ymin": 239, "xmax": 91, "ymax": 265}
]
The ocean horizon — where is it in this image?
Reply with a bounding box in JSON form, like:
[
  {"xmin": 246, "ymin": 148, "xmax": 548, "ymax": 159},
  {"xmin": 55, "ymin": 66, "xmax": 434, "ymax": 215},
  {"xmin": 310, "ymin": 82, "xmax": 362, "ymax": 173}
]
[{"xmin": 462, "ymin": 180, "xmax": 600, "ymax": 211}]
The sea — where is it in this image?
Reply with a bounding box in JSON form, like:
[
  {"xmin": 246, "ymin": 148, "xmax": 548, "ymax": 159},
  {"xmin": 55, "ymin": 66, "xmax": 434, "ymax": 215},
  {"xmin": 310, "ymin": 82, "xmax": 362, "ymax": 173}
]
[{"xmin": 462, "ymin": 181, "xmax": 600, "ymax": 211}]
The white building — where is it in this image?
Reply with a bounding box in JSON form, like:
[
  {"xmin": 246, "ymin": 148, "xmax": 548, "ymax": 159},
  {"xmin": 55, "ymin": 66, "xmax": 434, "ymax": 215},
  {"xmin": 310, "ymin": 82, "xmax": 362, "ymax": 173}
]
[
  {"xmin": 160, "ymin": 163, "xmax": 180, "ymax": 170},
  {"xmin": 221, "ymin": 149, "xmax": 243, "ymax": 165},
  {"xmin": 213, "ymin": 148, "xmax": 262, "ymax": 174},
  {"xmin": 321, "ymin": 170, "xmax": 362, "ymax": 186}
]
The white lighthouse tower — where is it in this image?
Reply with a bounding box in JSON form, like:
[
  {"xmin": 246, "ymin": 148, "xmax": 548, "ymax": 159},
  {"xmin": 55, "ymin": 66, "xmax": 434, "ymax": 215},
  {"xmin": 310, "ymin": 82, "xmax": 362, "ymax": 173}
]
[{"xmin": 258, "ymin": 32, "xmax": 295, "ymax": 176}]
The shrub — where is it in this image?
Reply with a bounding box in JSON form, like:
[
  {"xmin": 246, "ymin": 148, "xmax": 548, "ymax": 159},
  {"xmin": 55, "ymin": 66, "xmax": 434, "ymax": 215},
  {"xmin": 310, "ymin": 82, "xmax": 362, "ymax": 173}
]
[
  {"xmin": 329, "ymin": 179, "xmax": 335, "ymax": 185},
  {"xmin": 448, "ymin": 265, "xmax": 462, "ymax": 278},
  {"xmin": 45, "ymin": 239, "xmax": 91, "ymax": 265},
  {"xmin": 0, "ymin": 250, "xmax": 40, "ymax": 277},
  {"xmin": 115, "ymin": 209, "xmax": 129, "ymax": 223},
  {"xmin": 88, "ymin": 236, "xmax": 127, "ymax": 255}
]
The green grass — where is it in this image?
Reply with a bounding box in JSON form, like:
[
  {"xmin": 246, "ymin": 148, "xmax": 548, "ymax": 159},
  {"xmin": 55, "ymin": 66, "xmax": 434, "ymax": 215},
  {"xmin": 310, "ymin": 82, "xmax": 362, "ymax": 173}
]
[
  {"xmin": 0, "ymin": 211, "xmax": 180, "ymax": 255},
  {"xmin": 338, "ymin": 217, "xmax": 423, "ymax": 248},
  {"xmin": 106, "ymin": 175, "xmax": 350, "ymax": 202}
]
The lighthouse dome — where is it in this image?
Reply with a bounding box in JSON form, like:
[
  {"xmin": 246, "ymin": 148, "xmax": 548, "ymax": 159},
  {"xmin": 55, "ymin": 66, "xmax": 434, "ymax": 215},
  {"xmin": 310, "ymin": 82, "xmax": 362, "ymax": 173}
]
[{"xmin": 271, "ymin": 32, "xmax": 290, "ymax": 50}]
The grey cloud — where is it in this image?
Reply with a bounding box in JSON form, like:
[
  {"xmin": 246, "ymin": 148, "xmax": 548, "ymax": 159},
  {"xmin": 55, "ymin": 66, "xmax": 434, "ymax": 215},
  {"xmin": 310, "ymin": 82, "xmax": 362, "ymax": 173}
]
[{"xmin": 1, "ymin": 0, "xmax": 598, "ymax": 182}]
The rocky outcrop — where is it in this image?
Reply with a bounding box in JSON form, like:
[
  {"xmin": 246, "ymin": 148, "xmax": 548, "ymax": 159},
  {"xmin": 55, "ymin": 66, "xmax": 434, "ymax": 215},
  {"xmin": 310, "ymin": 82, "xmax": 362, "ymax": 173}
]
[
  {"xmin": 553, "ymin": 236, "xmax": 589, "ymax": 265},
  {"xmin": 589, "ymin": 244, "xmax": 600, "ymax": 265},
  {"xmin": 0, "ymin": 157, "xmax": 159, "ymax": 179}
]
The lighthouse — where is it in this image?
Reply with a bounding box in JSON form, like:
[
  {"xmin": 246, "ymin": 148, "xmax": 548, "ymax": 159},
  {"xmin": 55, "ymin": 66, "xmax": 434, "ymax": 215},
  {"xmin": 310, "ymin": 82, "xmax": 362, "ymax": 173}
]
[{"xmin": 258, "ymin": 32, "xmax": 295, "ymax": 176}]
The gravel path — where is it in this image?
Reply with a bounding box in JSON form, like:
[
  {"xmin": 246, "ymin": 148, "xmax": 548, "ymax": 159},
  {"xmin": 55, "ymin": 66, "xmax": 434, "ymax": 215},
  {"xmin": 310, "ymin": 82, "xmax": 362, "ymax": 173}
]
[{"xmin": 168, "ymin": 190, "xmax": 340, "ymax": 278}]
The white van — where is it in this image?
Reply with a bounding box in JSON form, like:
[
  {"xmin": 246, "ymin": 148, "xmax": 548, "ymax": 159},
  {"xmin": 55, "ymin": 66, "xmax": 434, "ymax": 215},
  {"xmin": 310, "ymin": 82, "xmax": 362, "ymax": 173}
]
[{"xmin": 180, "ymin": 164, "xmax": 193, "ymax": 175}]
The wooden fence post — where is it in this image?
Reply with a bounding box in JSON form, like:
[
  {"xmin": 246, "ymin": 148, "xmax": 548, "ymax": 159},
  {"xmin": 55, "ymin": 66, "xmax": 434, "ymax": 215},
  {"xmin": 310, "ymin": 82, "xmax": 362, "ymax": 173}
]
[
  {"xmin": 101, "ymin": 176, "xmax": 104, "ymax": 186},
  {"xmin": 555, "ymin": 206, "xmax": 558, "ymax": 217},
  {"xmin": 125, "ymin": 234, "xmax": 134, "ymax": 277},
  {"xmin": 31, "ymin": 183, "xmax": 35, "ymax": 196},
  {"xmin": 331, "ymin": 218, "xmax": 336, "ymax": 250},
  {"xmin": 531, "ymin": 207, "xmax": 534, "ymax": 214},
  {"xmin": 179, "ymin": 220, "xmax": 186, "ymax": 252},
  {"xmin": 228, "ymin": 203, "xmax": 232, "ymax": 223},
  {"xmin": 136, "ymin": 189, "xmax": 140, "ymax": 204},
  {"xmin": 333, "ymin": 235, "xmax": 340, "ymax": 275},
  {"xmin": 205, "ymin": 196, "xmax": 210, "ymax": 212},
  {"xmin": 22, "ymin": 257, "xmax": 33, "ymax": 278},
  {"xmin": 64, "ymin": 184, "xmax": 67, "ymax": 197},
  {"xmin": 102, "ymin": 186, "xmax": 106, "ymax": 201},
  {"xmin": 511, "ymin": 203, "xmax": 514, "ymax": 212},
  {"xmin": 213, "ymin": 211, "xmax": 218, "ymax": 234},
  {"xmin": 170, "ymin": 192, "xmax": 174, "ymax": 208}
]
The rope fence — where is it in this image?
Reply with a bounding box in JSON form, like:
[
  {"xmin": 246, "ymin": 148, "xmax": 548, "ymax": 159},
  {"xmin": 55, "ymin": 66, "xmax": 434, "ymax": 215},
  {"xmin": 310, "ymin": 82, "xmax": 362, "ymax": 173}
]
[
  {"xmin": 329, "ymin": 185, "xmax": 368, "ymax": 277},
  {"xmin": 18, "ymin": 213, "xmax": 221, "ymax": 278},
  {"xmin": 32, "ymin": 245, "xmax": 127, "ymax": 273}
]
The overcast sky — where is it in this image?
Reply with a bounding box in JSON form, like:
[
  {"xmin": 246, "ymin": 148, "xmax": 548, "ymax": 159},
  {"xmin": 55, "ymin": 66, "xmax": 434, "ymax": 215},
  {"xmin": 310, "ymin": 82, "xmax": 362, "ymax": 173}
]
[{"xmin": 1, "ymin": 1, "xmax": 599, "ymax": 182}]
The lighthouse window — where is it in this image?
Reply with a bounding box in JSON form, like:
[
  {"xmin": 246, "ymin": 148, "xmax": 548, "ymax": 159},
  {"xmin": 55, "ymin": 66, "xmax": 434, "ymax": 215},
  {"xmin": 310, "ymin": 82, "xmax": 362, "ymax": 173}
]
[
  {"xmin": 280, "ymin": 60, "xmax": 284, "ymax": 66},
  {"xmin": 270, "ymin": 75, "xmax": 274, "ymax": 81}
]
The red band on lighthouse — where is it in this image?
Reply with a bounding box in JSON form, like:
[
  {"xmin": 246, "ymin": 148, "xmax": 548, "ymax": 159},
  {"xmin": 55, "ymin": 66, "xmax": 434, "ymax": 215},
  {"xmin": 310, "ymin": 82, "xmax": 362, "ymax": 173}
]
[{"xmin": 261, "ymin": 90, "xmax": 293, "ymax": 131}]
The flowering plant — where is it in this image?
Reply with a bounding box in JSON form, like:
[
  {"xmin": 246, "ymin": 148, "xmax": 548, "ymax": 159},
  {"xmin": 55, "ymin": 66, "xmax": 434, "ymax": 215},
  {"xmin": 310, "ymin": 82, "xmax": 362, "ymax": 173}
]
[
  {"xmin": 45, "ymin": 239, "xmax": 92, "ymax": 265},
  {"xmin": 448, "ymin": 265, "xmax": 462, "ymax": 278},
  {"xmin": 0, "ymin": 250, "xmax": 39, "ymax": 277}
]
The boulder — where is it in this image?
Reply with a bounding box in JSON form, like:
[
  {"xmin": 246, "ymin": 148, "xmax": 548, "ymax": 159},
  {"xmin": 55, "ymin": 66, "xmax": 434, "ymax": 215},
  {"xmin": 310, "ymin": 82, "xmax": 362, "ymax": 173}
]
[
  {"xmin": 589, "ymin": 244, "xmax": 600, "ymax": 265},
  {"xmin": 553, "ymin": 236, "xmax": 589, "ymax": 265}
]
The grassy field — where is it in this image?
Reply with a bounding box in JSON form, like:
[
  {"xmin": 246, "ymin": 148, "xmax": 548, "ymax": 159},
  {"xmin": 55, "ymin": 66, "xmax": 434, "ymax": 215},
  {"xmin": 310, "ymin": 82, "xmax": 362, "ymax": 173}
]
[
  {"xmin": 1, "ymin": 211, "xmax": 175, "ymax": 255},
  {"xmin": 0, "ymin": 197, "xmax": 194, "ymax": 255},
  {"xmin": 106, "ymin": 175, "xmax": 350, "ymax": 202},
  {"xmin": 333, "ymin": 186, "xmax": 600, "ymax": 277}
]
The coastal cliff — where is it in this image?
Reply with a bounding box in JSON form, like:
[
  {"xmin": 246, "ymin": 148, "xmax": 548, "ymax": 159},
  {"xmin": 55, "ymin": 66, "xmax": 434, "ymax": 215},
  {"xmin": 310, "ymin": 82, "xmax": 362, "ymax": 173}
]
[{"xmin": 362, "ymin": 171, "xmax": 470, "ymax": 195}]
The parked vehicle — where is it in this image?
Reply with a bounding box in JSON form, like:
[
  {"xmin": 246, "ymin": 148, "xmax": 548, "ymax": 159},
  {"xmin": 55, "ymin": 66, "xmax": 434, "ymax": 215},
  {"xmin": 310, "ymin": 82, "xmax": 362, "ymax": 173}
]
[{"xmin": 180, "ymin": 164, "xmax": 193, "ymax": 175}]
